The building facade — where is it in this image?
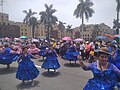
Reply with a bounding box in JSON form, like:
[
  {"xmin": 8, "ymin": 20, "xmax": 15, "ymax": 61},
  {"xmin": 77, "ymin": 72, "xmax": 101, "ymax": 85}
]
[
  {"xmin": 0, "ymin": 13, "xmax": 20, "ymax": 38},
  {"xmin": 73, "ymin": 23, "xmax": 113, "ymax": 41},
  {"xmin": 0, "ymin": 13, "xmax": 114, "ymax": 40}
]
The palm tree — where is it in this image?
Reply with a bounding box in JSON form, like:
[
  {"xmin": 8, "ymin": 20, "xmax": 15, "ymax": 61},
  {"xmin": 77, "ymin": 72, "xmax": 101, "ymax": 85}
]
[
  {"xmin": 23, "ymin": 9, "xmax": 37, "ymax": 38},
  {"xmin": 92, "ymin": 24, "xmax": 100, "ymax": 40},
  {"xmin": 29, "ymin": 17, "xmax": 38, "ymax": 38},
  {"xmin": 58, "ymin": 21, "xmax": 66, "ymax": 39},
  {"xmin": 73, "ymin": 0, "xmax": 94, "ymax": 32},
  {"xmin": 39, "ymin": 4, "xmax": 58, "ymax": 40},
  {"xmin": 115, "ymin": 0, "xmax": 120, "ymax": 34},
  {"xmin": 113, "ymin": 19, "xmax": 120, "ymax": 31},
  {"xmin": 66, "ymin": 25, "xmax": 73, "ymax": 38},
  {"xmin": 66, "ymin": 25, "xmax": 73, "ymax": 32},
  {"xmin": 23, "ymin": 9, "xmax": 37, "ymax": 24}
]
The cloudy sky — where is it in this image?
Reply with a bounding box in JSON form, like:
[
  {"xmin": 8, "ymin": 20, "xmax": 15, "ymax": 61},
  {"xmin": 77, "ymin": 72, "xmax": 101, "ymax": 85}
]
[{"xmin": 1, "ymin": 0, "xmax": 117, "ymax": 28}]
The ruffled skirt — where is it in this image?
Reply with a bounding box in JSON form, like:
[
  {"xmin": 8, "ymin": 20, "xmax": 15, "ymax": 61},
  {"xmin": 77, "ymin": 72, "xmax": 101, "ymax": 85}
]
[
  {"xmin": 62, "ymin": 51, "xmax": 79, "ymax": 61},
  {"xmin": 83, "ymin": 78, "xmax": 116, "ymax": 90},
  {"xmin": 0, "ymin": 53, "xmax": 18, "ymax": 64},
  {"xmin": 16, "ymin": 60, "xmax": 39, "ymax": 80},
  {"xmin": 42, "ymin": 56, "xmax": 60, "ymax": 69}
]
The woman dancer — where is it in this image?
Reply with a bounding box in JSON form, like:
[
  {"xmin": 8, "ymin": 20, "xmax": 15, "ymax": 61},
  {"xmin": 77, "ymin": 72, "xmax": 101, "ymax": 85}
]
[
  {"xmin": 78, "ymin": 47, "xmax": 120, "ymax": 90},
  {"xmin": 63, "ymin": 41, "xmax": 79, "ymax": 64},
  {"xmin": 16, "ymin": 46, "xmax": 39, "ymax": 85},
  {"xmin": 41, "ymin": 44, "xmax": 60, "ymax": 72},
  {"xmin": 0, "ymin": 44, "xmax": 17, "ymax": 69}
]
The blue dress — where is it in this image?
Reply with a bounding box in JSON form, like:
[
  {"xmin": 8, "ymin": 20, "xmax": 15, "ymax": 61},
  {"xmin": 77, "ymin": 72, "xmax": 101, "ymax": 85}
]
[
  {"xmin": 39, "ymin": 45, "xmax": 48, "ymax": 56},
  {"xmin": 112, "ymin": 49, "xmax": 120, "ymax": 70},
  {"xmin": 16, "ymin": 53, "xmax": 39, "ymax": 80},
  {"xmin": 0, "ymin": 47, "xmax": 18, "ymax": 64},
  {"xmin": 41, "ymin": 49, "xmax": 60, "ymax": 69},
  {"xmin": 63, "ymin": 45, "xmax": 79, "ymax": 61},
  {"xmin": 83, "ymin": 62, "xmax": 120, "ymax": 90}
]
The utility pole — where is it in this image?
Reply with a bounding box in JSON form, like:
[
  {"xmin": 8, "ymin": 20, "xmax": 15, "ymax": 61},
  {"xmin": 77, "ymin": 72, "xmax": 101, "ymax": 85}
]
[
  {"xmin": 0, "ymin": 0, "xmax": 4, "ymax": 21},
  {"xmin": 0, "ymin": 0, "xmax": 4, "ymax": 13},
  {"xmin": 1, "ymin": 0, "xmax": 3, "ymax": 13},
  {"xmin": 0, "ymin": 0, "xmax": 4, "ymax": 38}
]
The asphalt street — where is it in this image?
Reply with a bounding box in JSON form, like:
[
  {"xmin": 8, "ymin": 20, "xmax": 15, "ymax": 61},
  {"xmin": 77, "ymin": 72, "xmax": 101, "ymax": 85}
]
[{"xmin": 0, "ymin": 57, "xmax": 92, "ymax": 90}]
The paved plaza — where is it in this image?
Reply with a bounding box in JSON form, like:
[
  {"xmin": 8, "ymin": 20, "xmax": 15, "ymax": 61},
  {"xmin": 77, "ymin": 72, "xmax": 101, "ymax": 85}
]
[{"xmin": 0, "ymin": 58, "xmax": 92, "ymax": 90}]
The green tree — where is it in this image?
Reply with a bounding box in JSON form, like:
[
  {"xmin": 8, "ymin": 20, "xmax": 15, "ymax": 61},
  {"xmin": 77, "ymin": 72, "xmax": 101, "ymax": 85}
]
[
  {"xmin": 92, "ymin": 24, "xmax": 100, "ymax": 40},
  {"xmin": 113, "ymin": 19, "xmax": 120, "ymax": 31},
  {"xmin": 66, "ymin": 25, "xmax": 73, "ymax": 33},
  {"xmin": 115, "ymin": 0, "xmax": 120, "ymax": 34},
  {"xmin": 58, "ymin": 21, "xmax": 66, "ymax": 39},
  {"xmin": 23, "ymin": 9, "xmax": 37, "ymax": 38},
  {"xmin": 29, "ymin": 17, "xmax": 38, "ymax": 38},
  {"xmin": 39, "ymin": 4, "xmax": 58, "ymax": 40},
  {"xmin": 66, "ymin": 25, "xmax": 73, "ymax": 38},
  {"xmin": 73, "ymin": 0, "xmax": 94, "ymax": 32},
  {"xmin": 23, "ymin": 9, "xmax": 37, "ymax": 24}
]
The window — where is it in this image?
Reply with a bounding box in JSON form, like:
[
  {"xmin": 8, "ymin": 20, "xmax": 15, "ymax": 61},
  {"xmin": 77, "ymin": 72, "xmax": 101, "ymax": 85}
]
[
  {"xmin": 6, "ymin": 16, "xmax": 8, "ymax": 19},
  {"xmin": 3, "ymin": 23, "xmax": 5, "ymax": 25}
]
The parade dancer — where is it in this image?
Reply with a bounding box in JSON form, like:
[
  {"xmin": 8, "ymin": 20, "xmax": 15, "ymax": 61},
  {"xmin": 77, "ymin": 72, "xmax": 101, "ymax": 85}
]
[
  {"xmin": 39, "ymin": 42, "xmax": 48, "ymax": 60},
  {"xmin": 28, "ymin": 44, "xmax": 40, "ymax": 56},
  {"xmin": 78, "ymin": 47, "xmax": 120, "ymax": 90},
  {"xmin": 41, "ymin": 44, "xmax": 60, "ymax": 72},
  {"xmin": 0, "ymin": 44, "xmax": 17, "ymax": 69},
  {"xmin": 63, "ymin": 41, "xmax": 79, "ymax": 64},
  {"xmin": 110, "ymin": 45, "xmax": 120, "ymax": 85},
  {"xmin": 16, "ymin": 46, "xmax": 39, "ymax": 85}
]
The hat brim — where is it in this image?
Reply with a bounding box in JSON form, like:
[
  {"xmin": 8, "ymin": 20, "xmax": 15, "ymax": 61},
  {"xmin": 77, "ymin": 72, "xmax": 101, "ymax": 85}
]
[{"xmin": 98, "ymin": 50, "xmax": 111, "ymax": 55}]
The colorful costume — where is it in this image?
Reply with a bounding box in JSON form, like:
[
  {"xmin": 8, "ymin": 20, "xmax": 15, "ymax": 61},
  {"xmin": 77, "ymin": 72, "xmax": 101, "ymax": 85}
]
[
  {"xmin": 63, "ymin": 45, "xmax": 79, "ymax": 61},
  {"xmin": 39, "ymin": 45, "xmax": 48, "ymax": 57},
  {"xmin": 16, "ymin": 53, "xmax": 39, "ymax": 80},
  {"xmin": 82, "ymin": 62, "xmax": 120, "ymax": 90},
  {"xmin": 28, "ymin": 45, "xmax": 40, "ymax": 55},
  {"xmin": 112, "ymin": 49, "xmax": 120, "ymax": 70},
  {"xmin": 0, "ymin": 47, "xmax": 18, "ymax": 64},
  {"xmin": 41, "ymin": 49, "xmax": 60, "ymax": 69}
]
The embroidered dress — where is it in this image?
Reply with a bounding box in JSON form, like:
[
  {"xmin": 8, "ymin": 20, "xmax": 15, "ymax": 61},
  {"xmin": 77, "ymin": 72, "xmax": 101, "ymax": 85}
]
[
  {"xmin": 63, "ymin": 45, "xmax": 79, "ymax": 61},
  {"xmin": 112, "ymin": 49, "xmax": 120, "ymax": 70},
  {"xmin": 39, "ymin": 45, "xmax": 48, "ymax": 56},
  {"xmin": 83, "ymin": 62, "xmax": 120, "ymax": 90},
  {"xmin": 41, "ymin": 49, "xmax": 60, "ymax": 69},
  {"xmin": 16, "ymin": 53, "xmax": 39, "ymax": 80},
  {"xmin": 0, "ymin": 47, "xmax": 18, "ymax": 64}
]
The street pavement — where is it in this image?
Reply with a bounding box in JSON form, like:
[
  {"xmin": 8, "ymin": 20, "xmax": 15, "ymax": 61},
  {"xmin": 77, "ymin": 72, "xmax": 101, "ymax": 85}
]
[{"xmin": 0, "ymin": 57, "xmax": 92, "ymax": 90}]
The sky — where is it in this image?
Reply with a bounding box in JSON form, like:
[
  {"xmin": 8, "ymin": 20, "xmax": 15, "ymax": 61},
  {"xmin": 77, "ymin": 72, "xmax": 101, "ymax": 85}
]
[{"xmin": 1, "ymin": 0, "xmax": 117, "ymax": 28}]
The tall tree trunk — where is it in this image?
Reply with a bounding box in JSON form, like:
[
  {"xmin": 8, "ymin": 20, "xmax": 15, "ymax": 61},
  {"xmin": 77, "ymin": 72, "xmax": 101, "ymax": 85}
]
[
  {"xmin": 116, "ymin": 10, "xmax": 119, "ymax": 34},
  {"xmin": 81, "ymin": 14, "xmax": 84, "ymax": 38},
  {"xmin": 32, "ymin": 26, "xmax": 35, "ymax": 38},
  {"xmin": 47, "ymin": 26, "xmax": 49, "ymax": 40},
  {"xmin": 61, "ymin": 30, "xmax": 62, "ymax": 39},
  {"xmin": 82, "ymin": 14, "xmax": 84, "ymax": 28},
  {"xmin": 30, "ymin": 26, "xmax": 32, "ymax": 38}
]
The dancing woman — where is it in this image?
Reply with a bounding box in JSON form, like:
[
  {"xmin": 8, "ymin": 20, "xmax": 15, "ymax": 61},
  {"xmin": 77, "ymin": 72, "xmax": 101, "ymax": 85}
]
[
  {"xmin": 63, "ymin": 42, "xmax": 79, "ymax": 64},
  {"xmin": 0, "ymin": 44, "xmax": 17, "ymax": 69},
  {"xmin": 78, "ymin": 47, "xmax": 120, "ymax": 90},
  {"xmin": 41, "ymin": 44, "xmax": 60, "ymax": 72},
  {"xmin": 16, "ymin": 46, "xmax": 39, "ymax": 84}
]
